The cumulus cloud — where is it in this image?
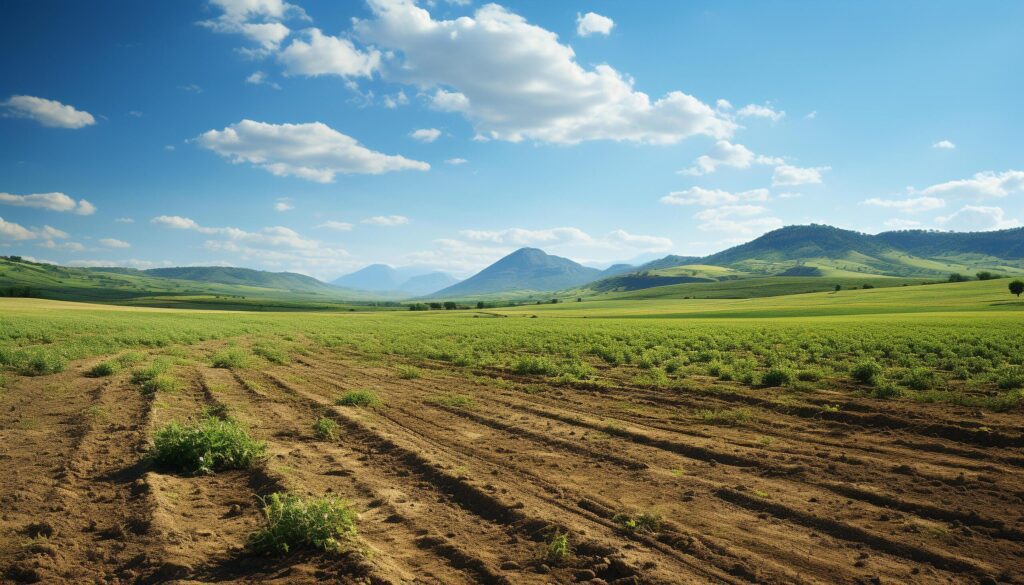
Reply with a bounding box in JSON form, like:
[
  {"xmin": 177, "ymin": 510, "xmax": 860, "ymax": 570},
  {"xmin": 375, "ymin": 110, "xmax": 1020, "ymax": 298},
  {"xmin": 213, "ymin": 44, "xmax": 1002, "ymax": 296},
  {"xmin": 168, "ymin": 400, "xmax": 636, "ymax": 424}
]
[
  {"xmin": 862, "ymin": 196, "xmax": 946, "ymax": 214},
  {"xmin": 278, "ymin": 28, "xmax": 381, "ymax": 77},
  {"xmin": 353, "ymin": 0, "xmax": 733, "ymax": 144},
  {"xmin": 694, "ymin": 205, "xmax": 783, "ymax": 235},
  {"xmin": 0, "ymin": 217, "xmax": 36, "ymax": 240},
  {"xmin": 0, "ymin": 216, "xmax": 74, "ymax": 244},
  {"xmin": 460, "ymin": 226, "xmax": 671, "ymax": 253},
  {"xmin": 361, "ymin": 215, "xmax": 409, "ymax": 226},
  {"xmin": 737, "ymin": 103, "xmax": 784, "ymax": 122},
  {"xmin": 382, "ymin": 91, "xmax": 408, "ymax": 109},
  {"xmin": 246, "ymin": 70, "xmax": 281, "ymax": 89},
  {"xmin": 661, "ymin": 186, "xmax": 770, "ymax": 207},
  {"xmin": 410, "ymin": 128, "xmax": 442, "ymax": 142},
  {"xmin": 680, "ymin": 140, "xmax": 782, "ymax": 175},
  {"xmin": 0, "ymin": 192, "xmax": 96, "ymax": 215},
  {"xmin": 445, "ymin": 157, "xmax": 468, "ymax": 165},
  {"xmin": 317, "ymin": 220, "xmax": 353, "ymax": 231},
  {"xmin": 772, "ymin": 164, "xmax": 829, "ymax": 186},
  {"xmin": 2, "ymin": 95, "xmax": 96, "ymax": 129},
  {"xmin": 932, "ymin": 139, "xmax": 955, "ymax": 150},
  {"xmin": 918, "ymin": 170, "xmax": 1024, "ymax": 199},
  {"xmin": 576, "ymin": 12, "xmax": 614, "ymax": 37},
  {"xmin": 936, "ymin": 206, "xmax": 1020, "ymax": 231},
  {"xmin": 99, "ymin": 238, "xmax": 131, "ymax": 248},
  {"xmin": 195, "ymin": 119, "xmax": 429, "ymax": 182},
  {"xmin": 200, "ymin": 0, "xmax": 306, "ymax": 55}
]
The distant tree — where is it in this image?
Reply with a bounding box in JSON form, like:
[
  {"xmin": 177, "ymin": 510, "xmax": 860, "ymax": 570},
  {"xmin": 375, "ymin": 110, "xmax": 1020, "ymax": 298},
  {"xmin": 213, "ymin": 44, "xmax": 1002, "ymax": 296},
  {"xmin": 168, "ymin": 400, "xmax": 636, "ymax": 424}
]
[
  {"xmin": 948, "ymin": 273, "xmax": 969, "ymax": 283},
  {"xmin": 550, "ymin": 298, "xmax": 559, "ymax": 304},
  {"xmin": 976, "ymin": 271, "xmax": 1002, "ymax": 281},
  {"xmin": 862, "ymin": 283, "xmax": 875, "ymax": 289},
  {"xmin": 577, "ymin": 297, "xmax": 582, "ymax": 302},
  {"xmin": 409, "ymin": 303, "xmax": 429, "ymax": 311},
  {"xmin": 1010, "ymin": 280, "xmax": 1024, "ymax": 298},
  {"xmin": 428, "ymin": 302, "xmax": 443, "ymax": 309},
  {"xmin": 834, "ymin": 284, "xmax": 841, "ymax": 292},
  {"xmin": 476, "ymin": 301, "xmax": 485, "ymax": 309},
  {"xmin": 443, "ymin": 301, "xmax": 457, "ymax": 310}
]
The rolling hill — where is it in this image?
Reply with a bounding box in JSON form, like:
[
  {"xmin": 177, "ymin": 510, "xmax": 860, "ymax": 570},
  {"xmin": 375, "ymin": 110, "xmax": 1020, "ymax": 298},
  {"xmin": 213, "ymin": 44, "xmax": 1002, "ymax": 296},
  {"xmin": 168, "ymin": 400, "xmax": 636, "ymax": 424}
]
[
  {"xmin": 333, "ymin": 264, "xmax": 459, "ymax": 296},
  {"xmin": 428, "ymin": 247, "xmax": 603, "ymax": 298}
]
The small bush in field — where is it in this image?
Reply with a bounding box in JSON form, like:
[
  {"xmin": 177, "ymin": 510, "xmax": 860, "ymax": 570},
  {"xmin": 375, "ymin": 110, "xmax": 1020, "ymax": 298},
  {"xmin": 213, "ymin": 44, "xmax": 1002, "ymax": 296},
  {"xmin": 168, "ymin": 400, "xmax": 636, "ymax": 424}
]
[
  {"xmin": 150, "ymin": 416, "xmax": 265, "ymax": 474},
  {"xmin": 313, "ymin": 417, "xmax": 339, "ymax": 440},
  {"xmin": 336, "ymin": 389, "xmax": 382, "ymax": 407},
  {"xmin": 396, "ymin": 365, "xmax": 421, "ymax": 379},
  {"xmin": 761, "ymin": 366, "xmax": 794, "ymax": 387},
  {"xmin": 248, "ymin": 492, "xmax": 357, "ymax": 555},
  {"xmin": 850, "ymin": 359, "xmax": 883, "ymax": 386},
  {"xmin": 211, "ymin": 347, "xmax": 250, "ymax": 369}
]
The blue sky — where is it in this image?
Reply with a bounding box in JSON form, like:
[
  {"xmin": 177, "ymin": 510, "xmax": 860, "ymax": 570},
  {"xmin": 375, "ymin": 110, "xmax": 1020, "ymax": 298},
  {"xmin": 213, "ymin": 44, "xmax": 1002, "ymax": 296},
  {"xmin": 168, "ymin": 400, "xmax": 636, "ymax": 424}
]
[{"xmin": 2, "ymin": 0, "xmax": 1022, "ymax": 279}]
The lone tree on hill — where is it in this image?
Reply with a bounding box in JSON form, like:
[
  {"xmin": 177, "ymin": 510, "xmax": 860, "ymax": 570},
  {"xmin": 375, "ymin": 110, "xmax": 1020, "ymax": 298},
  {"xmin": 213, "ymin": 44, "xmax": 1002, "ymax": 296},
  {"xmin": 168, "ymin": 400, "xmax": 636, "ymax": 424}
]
[{"xmin": 1010, "ymin": 280, "xmax": 1024, "ymax": 298}]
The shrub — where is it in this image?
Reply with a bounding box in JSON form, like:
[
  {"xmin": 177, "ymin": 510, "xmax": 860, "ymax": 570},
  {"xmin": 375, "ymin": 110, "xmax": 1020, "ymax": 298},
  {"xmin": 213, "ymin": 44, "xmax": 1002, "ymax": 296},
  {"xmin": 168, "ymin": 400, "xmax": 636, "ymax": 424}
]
[
  {"xmin": 248, "ymin": 493, "xmax": 357, "ymax": 555},
  {"xmin": 761, "ymin": 366, "xmax": 794, "ymax": 387},
  {"xmin": 872, "ymin": 382, "xmax": 903, "ymax": 399},
  {"xmin": 141, "ymin": 374, "xmax": 182, "ymax": 394},
  {"xmin": 336, "ymin": 389, "xmax": 382, "ymax": 407},
  {"xmin": 996, "ymin": 366, "xmax": 1024, "ymax": 390},
  {"xmin": 850, "ymin": 359, "xmax": 883, "ymax": 385},
  {"xmin": 545, "ymin": 532, "xmax": 571, "ymax": 564},
  {"xmin": 613, "ymin": 512, "xmax": 662, "ymax": 534},
  {"xmin": 513, "ymin": 356, "xmax": 558, "ymax": 376},
  {"xmin": 20, "ymin": 350, "xmax": 67, "ymax": 376},
  {"xmin": 313, "ymin": 417, "xmax": 339, "ymax": 440},
  {"xmin": 150, "ymin": 416, "xmax": 266, "ymax": 474},
  {"xmin": 87, "ymin": 360, "xmax": 120, "ymax": 378},
  {"xmin": 796, "ymin": 368, "xmax": 822, "ymax": 382},
  {"xmin": 900, "ymin": 367, "xmax": 935, "ymax": 390},
  {"xmin": 211, "ymin": 347, "xmax": 250, "ymax": 369}
]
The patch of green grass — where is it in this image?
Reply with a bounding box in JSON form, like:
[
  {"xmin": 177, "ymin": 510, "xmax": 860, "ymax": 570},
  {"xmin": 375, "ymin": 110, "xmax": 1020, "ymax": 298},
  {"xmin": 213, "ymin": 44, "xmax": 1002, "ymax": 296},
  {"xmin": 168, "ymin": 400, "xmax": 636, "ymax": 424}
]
[
  {"xmin": 253, "ymin": 343, "xmax": 289, "ymax": 364},
  {"xmin": 335, "ymin": 389, "xmax": 382, "ymax": 407},
  {"xmin": 141, "ymin": 373, "xmax": 182, "ymax": 394},
  {"xmin": 211, "ymin": 347, "xmax": 250, "ymax": 369},
  {"xmin": 545, "ymin": 532, "xmax": 571, "ymax": 564},
  {"xmin": 430, "ymin": 393, "xmax": 475, "ymax": 409},
  {"xmin": 313, "ymin": 417, "xmax": 339, "ymax": 440},
  {"xmin": 19, "ymin": 350, "xmax": 67, "ymax": 376},
  {"xmin": 150, "ymin": 415, "xmax": 266, "ymax": 474},
  {"xmin": 612, "ymin": 511, "xmax": 662, "ymax": 534},
  {"xmin": 248, "ymin": 492, "xmax": 357, "ymax": 555},
  {"xmin": 513, "ymin": 355, "xmax": 559, "ymax": 376},
  {"xmin": 87, "ymin": 360, "xmax": 120, "ymax": 378},
  {"xmin": 695, "ymin": 407, "xmax": 754, "ymax": 425},
  {"xmin": 130, "ymin": 359, "xmax": 171, "ymax": 385},
  {"xmin": 760, "ymin": 366, "xmax": 794, "ymax": 387},
  {"xmin": 850, "ymin": 359, "xmax": 883, "ymax": 386},
  {"xmin": 396, "ymin": 365, "xmax": 421, "ymax": 379}
]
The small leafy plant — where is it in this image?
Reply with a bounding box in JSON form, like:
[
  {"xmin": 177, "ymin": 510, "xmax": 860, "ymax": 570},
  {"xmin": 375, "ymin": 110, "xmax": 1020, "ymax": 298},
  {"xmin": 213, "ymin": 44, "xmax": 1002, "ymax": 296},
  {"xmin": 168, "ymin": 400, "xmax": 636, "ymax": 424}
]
[
  {"xmin": 545, "ymin": 532, "xmax": 571, "ymax": 564},
  {"xmin": 313, "ymin": 417, "xmax": 339, "ymax": 440},
  {"xmin": 248, "ymin": 492, "xmax": 358, "ymax": 555},
  {"xmin": 211, "ymin": 347, "xmax": 250, "ymax": 369},
  {"xmin": 336, "ymin": 389, "xmax": 382, "ymax": 407},
  {"xmin": 150, "ymin": 416, "xmax": 266, "ymax": 474}
]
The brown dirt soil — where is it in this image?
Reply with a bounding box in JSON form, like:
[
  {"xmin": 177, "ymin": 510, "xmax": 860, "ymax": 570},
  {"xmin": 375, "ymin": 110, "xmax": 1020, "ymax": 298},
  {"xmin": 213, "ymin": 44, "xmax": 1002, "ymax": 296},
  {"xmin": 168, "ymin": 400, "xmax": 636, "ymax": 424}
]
[{"xmin": 1, "ymin": 344, "xmax": 1022, "ymax": 584}]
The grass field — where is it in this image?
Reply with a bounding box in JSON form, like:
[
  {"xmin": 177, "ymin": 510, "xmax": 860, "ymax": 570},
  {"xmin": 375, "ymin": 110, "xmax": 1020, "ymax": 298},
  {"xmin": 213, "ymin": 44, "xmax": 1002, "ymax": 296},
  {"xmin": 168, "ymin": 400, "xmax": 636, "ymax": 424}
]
[{"xmin": 1, "ymin": 279, "xmax": 1022, "ymax": 583}]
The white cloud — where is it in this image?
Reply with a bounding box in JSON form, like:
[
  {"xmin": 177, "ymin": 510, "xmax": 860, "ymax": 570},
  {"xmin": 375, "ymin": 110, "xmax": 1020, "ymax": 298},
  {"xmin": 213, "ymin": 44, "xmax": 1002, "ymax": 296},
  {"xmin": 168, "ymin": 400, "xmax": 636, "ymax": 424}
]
[
  {"xmin": 605, "ymin": 229, "xmax": 671, "ymax": 252},
  {"xmin": 99, "ymin": 238, "xmax": 131, "ymax": 249},
  {"xmin": 274, "ymin": 197, "xmax": 293, "ymax": 211},
  {"xmin": 361, "ymin": 215, "xmax": 409, "ymax": 226},
  {"xmin": 382, "ymin": 91, "xmax": 408, "ymax": 109},
  {"xmin": 932, "ymin": 139, "xmax": 955, "ymax": 150},
  {"xmin": 661, "ymin": 186, "xmax": 770, "ymax": 207},
  {"xmin": 0, "ymin": 192, "xmax": 96, "ymax": 215},
  {"xmin": 445, "ymin": 157, "xmax": 468, "ymax": 165},
  {"xmin": 935, "ymin": 206, "xmax": 1020, "ymax": 231},
  {"xmin": 461, "ymin": 226, "xmax": 592, "ymax": 245},
  {"xmin": 38, "ymin": 240, "xmax": 85, "ymax": 252},
  {"xmin": 179, "ymin": 84, "xmax": 204, "ymax": 94},
  {"xmin": 576, "ymin": 12, "xmax": 614, "ymax": 37},
  {"xmin": 353, "ymin": 1, "xmax": 734, "ymax": 144},
  {"xmin": 66, "ymin": 258, "xmax": 173, "ymax": 270},
  {"xmin": 737, "ymin": 103, "xmax": 784, "ymax": 122},
  {"xmin": 918, "ymin": 170, "xmax": 1024, "ymax": 199},
  {"xmin": 772, "ymin": 164, "xmax": 829, "ymax": 186},
  {"xmin": 195, "ymin": 119, "xmax": 429, "ymax": 182},
  {"xmin": 883, "ymin": 218, "xmax": 922, "ymax": 230},
  {"xmin": 777, "ymin": 192, "xmax": 802, "ymax": 199},
  {"xmin": 246, "ymin": 70, "xmax": 281, "ymax": 89},
  {"xmin": 863, "ymin": 196, "xmax": 946, "ymax": 214},
  {"xmin": 804, "ymin": 110, "xmax": 818, "ymax": 120},
  {"xmin": 680, "ymin": 140, "xmax": 782, "ymax": 175},
  {"xmin": 410, "ymin": 128, "xmax": 442, "ymax": 143},
  {"xmin": 0, "ymin": 217, "xmax": 35, "ymax": 240},
  {"xmin": 2, "ymin": 95, "xmax": 96, "ymax": 129},
  {"xmin": 200, "ymin": 0, "xmax": 306, "ymax": 55},
  {"xmin": 317, "ymin": 220, "xmax": 353, "ymax": 231},
  {"xmin": 694, "ymin": 205, "xmax": 783, "ymax": 235},
  {"xmin": 278, "ymin": 28, "xmax": 381, "ymax": 78},
  {"xmin": 115, "ymin": 217, "xmax": 135, "ymax": 223}
]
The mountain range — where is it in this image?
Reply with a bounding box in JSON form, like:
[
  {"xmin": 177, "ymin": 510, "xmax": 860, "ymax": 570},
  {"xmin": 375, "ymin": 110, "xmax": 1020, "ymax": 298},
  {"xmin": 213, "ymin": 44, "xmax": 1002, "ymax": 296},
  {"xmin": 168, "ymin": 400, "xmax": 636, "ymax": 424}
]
[{"xmin": 331, "ymin": 264, "xmax": 459, "ymax": 296}]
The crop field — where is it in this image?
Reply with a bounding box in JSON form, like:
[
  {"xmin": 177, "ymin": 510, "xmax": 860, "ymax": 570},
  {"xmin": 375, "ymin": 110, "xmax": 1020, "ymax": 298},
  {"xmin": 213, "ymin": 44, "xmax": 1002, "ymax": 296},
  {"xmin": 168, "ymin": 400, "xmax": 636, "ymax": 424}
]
[{"xmin": 1, "ymin": 282, "xmax": 1023, "ymax": 584}]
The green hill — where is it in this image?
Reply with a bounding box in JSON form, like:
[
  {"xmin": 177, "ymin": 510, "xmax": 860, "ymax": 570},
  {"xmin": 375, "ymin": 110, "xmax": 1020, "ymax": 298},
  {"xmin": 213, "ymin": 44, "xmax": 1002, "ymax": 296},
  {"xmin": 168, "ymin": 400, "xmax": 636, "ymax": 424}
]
[
  {"xmin": 142, "ymin": 266, "xmax": 341, "ymax": 295},
  {"xmin": 428, "ymin": 247, "xmax": 602, "ymax": 298}
]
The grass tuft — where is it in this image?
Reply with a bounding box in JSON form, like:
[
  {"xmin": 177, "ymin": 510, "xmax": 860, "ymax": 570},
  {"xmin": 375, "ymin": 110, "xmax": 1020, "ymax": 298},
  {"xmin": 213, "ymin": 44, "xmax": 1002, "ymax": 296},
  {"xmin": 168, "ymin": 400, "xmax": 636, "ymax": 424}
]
[
  {"xmin": 545, "ymin": 532, "xmax": 571, "ymax": 564},
  {"xmin": 248, "ymin": 492, "xmax": 357, "ymax": 555},
  {"xmin": 336, "ymin": 389, "xmax": 382, "ymax": 407},
  {"xmin": 313, "ymin": 417, "xmax": 339, "ymax": 440},
  {"xmin": 150, "ymin": 416, "xmax": 266, "ymax": 474},
  {"xmin": 430, "ymin": 393, "xmax": 475, "ymax": 409},
  {"xmin": 613, "ymin": 512, "xmax": 662, "ymax": 534},
  {"xmin": 211, "ymin": 347, "xmax": 250, "ymax": 369},
  {"xmin": 396, "ymin": 365, "xmax": 421, "ymax": 379}
]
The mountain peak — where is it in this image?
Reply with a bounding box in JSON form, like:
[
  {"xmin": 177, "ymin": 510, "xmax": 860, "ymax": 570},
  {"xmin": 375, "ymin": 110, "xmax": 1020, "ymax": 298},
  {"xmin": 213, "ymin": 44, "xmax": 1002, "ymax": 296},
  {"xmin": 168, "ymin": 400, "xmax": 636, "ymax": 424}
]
[{"xmin": 428, "ymin": 247, "xmax": 601, "ymax": 298}]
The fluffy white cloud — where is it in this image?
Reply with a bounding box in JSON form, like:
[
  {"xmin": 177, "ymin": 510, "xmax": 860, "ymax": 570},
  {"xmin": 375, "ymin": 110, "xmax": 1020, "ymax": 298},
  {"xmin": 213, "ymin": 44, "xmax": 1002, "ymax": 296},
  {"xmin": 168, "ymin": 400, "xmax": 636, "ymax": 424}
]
[
  {"xmin": 461, "ymin": 226, "xmax": 592, "ymax": 245},
  {"xmin": 246, "ymin": 70, "xmax": 281, "ymax": 89},
  {"xmin": 680, "ymin": 140, "xmax": 782, "ymax": 175},
  {"xmin": 278, "ymin": 28, "xmax": 381, "ymax": 78},
  {"xmin": 0, "ymin": 217, "xmax": 73, "ymax": 243},
  {"xmin": 200, "ymin": 0, "xmax": 306, "ymax": 55},
  {"xmin": 354, "ymin": 0, "xmax": 733, "ymax": 144},
  {"xmin": 772, "ymin": 164, "xmax": 829, "ymax": 186},
  {"xmin": 317, "ymin": 220, "xmax": 353, "ymax": 231},
  {"xmin": 932, "ymin": 139, "xmax": 955, "ymax": 150},
  {"xmin": 694, "ymin": 205, "xmax": 783, "ymax": 235},
  {"xmin": 382, "ymin": 91, "xmax": 408, "ymax": 109},
  {"xmin": 152, "ymin": 215, "xmax": 321, "ymax": 249},
  {"xmin": 195, "ymin": 120, "xmax": 429, "ymax": 182},
  {"xmin": 936, "ymin": 206, "xmax": 1020, "ymax": 231},
  {"xmin": 361, "ymin": 215, "xmax": 409, "ymax": 226},
  {"xmin": 444, "ymin": 157, "xmax": 468, "ymax": 165},
  {"xmin": 0, "ymin": 192, "xmax": 96, "ymax": 215},
  {"xmin": 863, "ymin": 196, "xmax": 946, "ymax": 214},
  {"xmin": 38, "ymin": 240, "xmax": 84, "ymax": 252},
  {"xmin": 99, "ymin": 238, "xmax": 131, "ymax": 249},
  {"xmin": 918, "ymin": 170, "xmax": 1024, "ymax": 199},
  {"xmin": 410, "ymin": 128, "xmax": 442, "ymax": 142},
  {"xmin": 661, "ymin": 186, "xmax": 770, "ymax": 207},
  {"xmin": 737, "ymin": 103, "xmax": 784, "ymax": 122},
  {"xmin": 576, "ymin": 12, "xmax": 614, "ymax": 37},
  {"xmin": 2, "ymin": 95, "xmax": 96, "ymax": 129}
]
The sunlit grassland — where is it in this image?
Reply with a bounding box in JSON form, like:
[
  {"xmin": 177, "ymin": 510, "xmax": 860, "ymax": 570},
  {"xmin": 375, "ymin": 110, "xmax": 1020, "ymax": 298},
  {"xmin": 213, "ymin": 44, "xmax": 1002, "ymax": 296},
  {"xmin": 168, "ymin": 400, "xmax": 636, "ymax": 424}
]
[{"xmin": 2, "ymin": 278, "xmax": 1022, "ymax": 410}]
